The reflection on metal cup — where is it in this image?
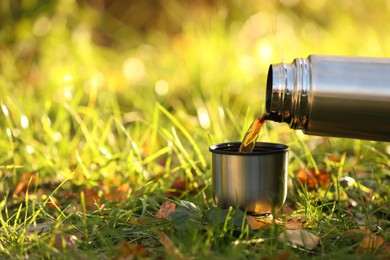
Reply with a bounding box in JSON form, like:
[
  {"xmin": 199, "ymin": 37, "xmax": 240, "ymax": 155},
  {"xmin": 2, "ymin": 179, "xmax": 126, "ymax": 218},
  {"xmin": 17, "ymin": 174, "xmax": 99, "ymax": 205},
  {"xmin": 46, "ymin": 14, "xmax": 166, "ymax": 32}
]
[{"xmin": 209, "ymin": 142, "xmax": 289, "ymax": 215}]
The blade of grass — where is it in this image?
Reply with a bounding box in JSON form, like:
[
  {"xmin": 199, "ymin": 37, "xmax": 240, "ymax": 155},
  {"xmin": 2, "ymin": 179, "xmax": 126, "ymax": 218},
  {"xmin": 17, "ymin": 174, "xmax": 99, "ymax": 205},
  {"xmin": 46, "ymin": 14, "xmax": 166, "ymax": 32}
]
[
  {"xmin": 150, "ymin": 103, "xmax": 160, "ymax": 154},
  {"xmin": 158, "ymin": 104, "xmax": 206, "ymax": 169},
  {"xmin": 224, "ymin": 106, "xmax": 242, "ymax": 138},
  {"xmin": 142, "ymin": 145, "xmax": 172, "ymax": 166},
  {"xmin": 80, "ymin": 190, "xmax": 89, "ymax": 242},
  {"xmin": 160, "ymin": 126, "xmax": 198, "ymax": 180},
  {"xmin": 13, "ymin": 203, "xmax": 23, "ymax": 230},
  {"xmin": 64, "ymin": 103, "xmax": 98, "ymax": 154},
  {"xmin": 97, "ymin": 116, "xmax": 115, "ymax": 148},
  {"xmin": 294, "ymin": 131, "xmax": 320, "ymax": 174},
  {"xmin": 170, "ymin": 126, "xmax": 201, "ymax": 179}
]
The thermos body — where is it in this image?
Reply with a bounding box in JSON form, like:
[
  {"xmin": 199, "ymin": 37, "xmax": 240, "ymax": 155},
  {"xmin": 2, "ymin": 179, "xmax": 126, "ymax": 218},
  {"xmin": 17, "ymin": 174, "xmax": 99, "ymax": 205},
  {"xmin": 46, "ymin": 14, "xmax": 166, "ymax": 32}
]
[{"xmin": 266, "ymin": 55, "xmax": 390, "ymax": 141}]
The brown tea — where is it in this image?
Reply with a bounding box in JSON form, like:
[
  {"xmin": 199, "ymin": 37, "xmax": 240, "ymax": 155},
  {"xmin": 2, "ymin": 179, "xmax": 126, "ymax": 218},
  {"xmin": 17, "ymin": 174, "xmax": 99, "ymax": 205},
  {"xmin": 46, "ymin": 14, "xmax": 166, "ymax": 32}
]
[{"xmin": 239, "ymin": 113, "xmax": 270, "ymax": 153}]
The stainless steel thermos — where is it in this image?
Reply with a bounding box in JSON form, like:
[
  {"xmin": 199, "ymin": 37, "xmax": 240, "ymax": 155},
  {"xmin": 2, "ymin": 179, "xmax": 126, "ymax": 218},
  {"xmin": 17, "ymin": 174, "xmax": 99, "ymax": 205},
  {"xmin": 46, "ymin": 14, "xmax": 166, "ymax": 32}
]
[{"xmin": 266, "ymin": 55, "xmax": 390, "ymax": 141}]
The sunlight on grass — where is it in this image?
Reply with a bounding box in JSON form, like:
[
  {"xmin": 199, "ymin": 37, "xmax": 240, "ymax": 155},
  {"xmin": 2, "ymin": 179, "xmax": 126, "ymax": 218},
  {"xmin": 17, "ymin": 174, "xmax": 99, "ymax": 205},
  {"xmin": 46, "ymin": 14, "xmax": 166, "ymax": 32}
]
[{"xmin": 0, "ymin": 0, "xmax": 389, "ymax": 258}]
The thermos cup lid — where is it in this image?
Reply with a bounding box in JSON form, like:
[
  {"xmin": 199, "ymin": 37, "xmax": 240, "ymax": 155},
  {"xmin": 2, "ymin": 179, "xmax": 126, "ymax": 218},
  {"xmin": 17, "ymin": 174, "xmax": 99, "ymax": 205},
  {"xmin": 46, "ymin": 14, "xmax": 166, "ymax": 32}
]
[{"xmin": 209, "ymin": 142, "xmax": 289, "ymax": 155}]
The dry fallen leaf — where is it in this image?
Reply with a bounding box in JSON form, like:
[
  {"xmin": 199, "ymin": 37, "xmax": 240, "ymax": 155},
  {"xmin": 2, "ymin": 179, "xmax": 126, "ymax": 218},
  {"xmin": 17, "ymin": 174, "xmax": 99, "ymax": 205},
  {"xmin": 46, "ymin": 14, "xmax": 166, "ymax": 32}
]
[
  {"xmin": 166, "ymin": 177, "xmax": 188, "ymax": 197},
  {"xmin": 117, "ymin": 242, "xmax": 147, "ymax": 259},
  {"xmin": 281, "ymin": 204, "xmax": 296, "ymax": 215},
  {"xmin": 129, "ymin": 218, "xmax": 145, "ymax": 225},
  {"xmin": 27, "ymin": 222, "xmax": 53, "ymax": 234},
  {"xmin": 99, "ymin": 182, "xmax": 131, "ymax": 203},
  {"xmin": 157, "ymin": 231, "xmax": 184, "ymax": 259},
  {"xmin": 246, "ymin": 214, "xmax": 286, "ymax": 230},
  {"xmin": 157, "ymin": 232, "xmax": 176, "ymax": 255},
  {"xmin": 156, "ymin": 201, "xmax": 176, "ymax": 219},
  {"xmin": 52, "ymin": 233, "xmax": 78, "ymax": 250},
  {"xmin": 82, "ymin": 188, "xmax": 100, "ymax": 210},
  {"xmin": 13, "ymin": 172, "xmax": 38, "ymax": 197},
  {"xmin": 295, "ymin": 168, "xmax": 331, "ymax": 190},
  {"xmin": 344, "ymin": 228, "xmax": 365, "ymax": 238},
  {"xmin": 246, "ymin": 214, "xmax": 308, "ymax": 231},
  {"xmin": 284, "ymin": 216, "xmax": 305, "ymax": 230},
  {"xmin": 166, "ymin": 177, "xmax": 200, "ymax": 198},
  {"xmin": 355, "ymin": 230, "xmax": 385, "ymax": 255},
  {"xmin": 377, "ymin": 241, "xmax": 390, "ymax": 255},
  {"xmin": 277, "ymin": 250, "xmax": 298, "ymax": 260},
  {"xmin": 46, "ymin": 196, "xmax": 61, "ymax": 210},
  {"xmin": 278, "ymin": 229, "xmax": 320, "ymax": 250},
  {"xmin": 246, "ymin": 215, "xmax": 271, "ymax": 230}
]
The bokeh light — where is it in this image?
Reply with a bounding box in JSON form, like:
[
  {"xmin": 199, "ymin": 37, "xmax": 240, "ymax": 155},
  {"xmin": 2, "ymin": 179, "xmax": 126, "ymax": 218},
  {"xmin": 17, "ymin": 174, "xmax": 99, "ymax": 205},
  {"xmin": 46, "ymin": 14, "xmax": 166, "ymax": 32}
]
[
  {"xmin": 197, "ymin": 107, "xmax": 211, "ymax": 129},
  {"xmin": 255, "ymin": 40, "xmax": 273, "ymax": 65},
  {"xmin": 33, "ymin": 16, "xmax": 52, "ymax": 37},
  {"xmin": 20, "ymin": 115, "xmax": 29, "ymax": 129},
  {"xmin": 123, "ymin": 58, "xmax": 146, "ymax": 83},
  {"xmin": 1, "ymin": 105, "xmax": 9, "ymax": 117},
  {"xmin": 155, "ymin": 79, "xmax": 169, "ymax": 96}
]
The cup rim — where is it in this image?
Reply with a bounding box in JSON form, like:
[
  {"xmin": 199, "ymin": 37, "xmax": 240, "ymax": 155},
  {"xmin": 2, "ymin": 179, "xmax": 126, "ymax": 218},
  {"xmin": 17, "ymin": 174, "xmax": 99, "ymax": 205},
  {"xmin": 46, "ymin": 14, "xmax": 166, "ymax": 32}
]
[{"xmin": 209, "ymin": 142, "xmax": 289, "ymax": 155}]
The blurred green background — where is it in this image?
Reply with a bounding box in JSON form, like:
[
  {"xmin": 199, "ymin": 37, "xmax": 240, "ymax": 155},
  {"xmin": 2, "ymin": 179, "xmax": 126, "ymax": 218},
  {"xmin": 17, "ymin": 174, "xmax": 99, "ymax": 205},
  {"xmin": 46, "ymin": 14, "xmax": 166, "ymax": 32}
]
[
  {"xmin": 1, "ymin": 0, "xmax": 389, "ymax": 187},
  {"xmin": 2, "ymin": 0, "xmax": 390, "ymax": 123}
]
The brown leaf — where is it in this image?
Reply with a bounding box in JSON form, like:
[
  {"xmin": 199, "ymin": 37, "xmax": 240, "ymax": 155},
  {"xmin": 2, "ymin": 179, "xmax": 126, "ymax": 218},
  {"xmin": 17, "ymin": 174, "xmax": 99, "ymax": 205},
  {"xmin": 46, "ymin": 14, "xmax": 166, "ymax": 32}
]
[
  {"xmin": 52, "ymin": 233, "xmax": 78, "ymax": 250},
  {"xmin": 46, "ymin": 196, "xmax": 61, "ymax": 210},
  {"xmin": 281, "ymin": 204, "xmax": 296, "ymax": 215},
  {"xmin": 284, "ymin": 216, "xmax": 305, "ymax": 230},
  {"xmin": 278, "ymin": 229, "xmax": 320, "ymax": 250},
  {"xmin": 355, "ymin": 231, "xmax": 385, "ymax": 255},
  {"xmin": 345, "ymin": 228, "xmax": 365, "ymax": 236},
  {"xmin": 129, "ymin": 218, "xmax": 145, "ymax": 225},
  {"xmin": 117, "ymin": 242, "xmax": 147, "ymax": 259},
  {"xmin": 166, "ymin": 178, "xmax": 188, "ymax": 197},
  {"xmin": 83, "ymin": 188, "xmax": 100, "ymax": 210},
  {"xmin": 326, "ymin": 154, "xmax": 342, "ymax": 163},
  {"xmin": 377, "ymin": 241, "xmax": 390, "ymax": 255},
  {"xmin": 246, "ymin": 214, "xmax": 307, "ymax": 231},
  {"xmin": 274, "ymin": 250, "xmax": 298, "ymax": 260},
  {"xmin": 99, "ymin": 182, "xmax": 131, "ymax": 203},
  {"xmin": 13, "ymin": 172, "xmax": 38, "ymax": 197},
  {"xmin": 246, "ymin": 214, "xmax": 283, "ymax": 230},
  {"xmin": 295, "ymin": 168, "xmax": 331, "ymax": 190},
  {"xmin": 166, "ymin": 177, "xmax": 200, "ymax": 198},
  {"xmin": 246, "ymin": 215, "xmax": 270, "ymax": 230},
  {"xmin": 158, "ymin": 232, "xmax": 176, "ymax": 255},
  {"xmin": 155, "ymin": 201, "xmax": 176, "ymax": 219}
]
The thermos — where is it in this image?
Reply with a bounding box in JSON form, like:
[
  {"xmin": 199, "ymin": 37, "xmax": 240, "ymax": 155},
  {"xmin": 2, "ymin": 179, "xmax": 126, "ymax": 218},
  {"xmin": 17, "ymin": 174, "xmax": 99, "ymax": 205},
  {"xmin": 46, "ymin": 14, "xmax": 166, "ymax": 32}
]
[{"xmin": 266, "ymin": 55, "xmax": 390, "ymax": 141}]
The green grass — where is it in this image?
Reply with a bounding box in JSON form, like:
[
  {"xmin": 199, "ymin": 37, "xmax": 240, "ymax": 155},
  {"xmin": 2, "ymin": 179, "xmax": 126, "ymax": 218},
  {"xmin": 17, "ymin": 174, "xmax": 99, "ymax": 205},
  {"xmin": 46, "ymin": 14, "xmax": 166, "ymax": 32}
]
[{"xmin": 0, "ymin": 0, "xmax": 389, "ymax": 259}]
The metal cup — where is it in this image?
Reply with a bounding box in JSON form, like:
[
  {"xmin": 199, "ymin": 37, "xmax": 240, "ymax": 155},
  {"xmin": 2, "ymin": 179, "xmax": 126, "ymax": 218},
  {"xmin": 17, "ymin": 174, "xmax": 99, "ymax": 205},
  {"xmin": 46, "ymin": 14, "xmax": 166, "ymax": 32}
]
[{"xmin": 209, "ymin": 142, "xmax": 289, "ymax": 215}]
